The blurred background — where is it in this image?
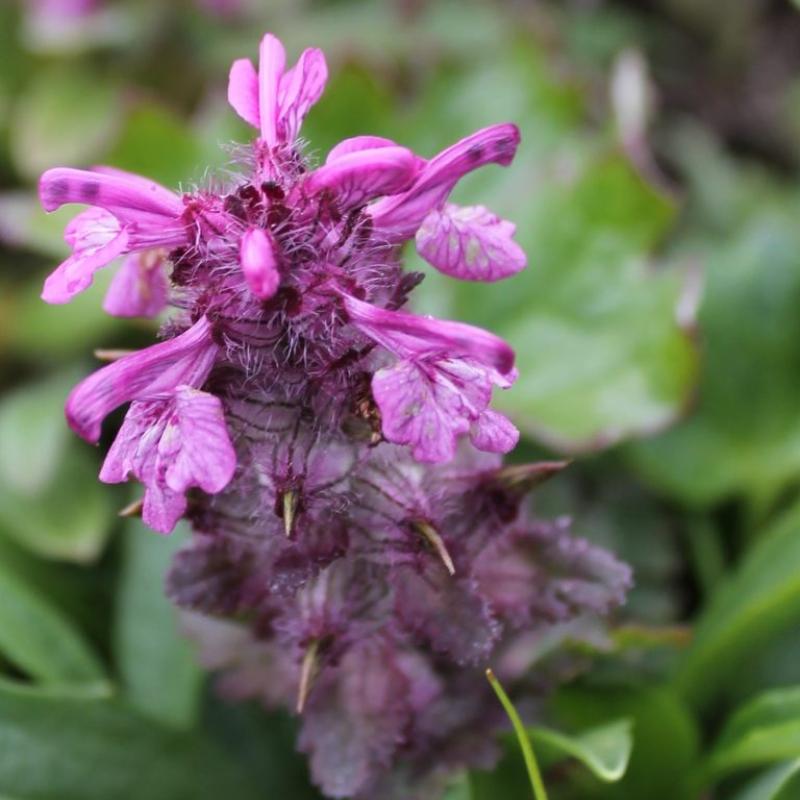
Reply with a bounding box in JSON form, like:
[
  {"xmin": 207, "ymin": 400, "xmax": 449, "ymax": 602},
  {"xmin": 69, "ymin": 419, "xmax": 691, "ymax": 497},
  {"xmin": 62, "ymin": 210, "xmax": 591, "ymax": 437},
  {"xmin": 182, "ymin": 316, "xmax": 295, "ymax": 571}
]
[{"xmin": 1, "ymin": 0, "xmax": 800, "ymax": 798}]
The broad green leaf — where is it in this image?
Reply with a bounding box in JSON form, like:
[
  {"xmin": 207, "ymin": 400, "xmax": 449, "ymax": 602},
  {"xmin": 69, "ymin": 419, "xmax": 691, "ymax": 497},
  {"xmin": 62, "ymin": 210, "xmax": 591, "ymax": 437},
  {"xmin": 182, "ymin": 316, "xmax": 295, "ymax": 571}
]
[
  {"xmin": 627, "ymin": 130, "xmax": 800, "ymax": 509},
  {"xmin": 532, "ymin": 718, "xmax": 633, "ymax": 783},
  {"xmin": 0, "ymin": 681, "xmax": 260, "ymax": 800},
  {"xmin": 732, "ymin": 760, "xmax": 800, "ymax": 800},
  {"xmin": 10, "ymin": 67, "xmax": 120, "ymax": 179},
  {"xmin": 441, "ymin": 773, "xmax": 473, "ymax": 800},
  {"xmin": 708, "ymin": 687, "xmax": 800, "ymax": 776},
  {"xmin": 0, "ymin": 558, "xmax": 107, "ymax": 689},
  {"xmin": 0, "ymin": 373, "xmax": 114, "ymax": 562},
  {"xmin": 115, "ymin": 519, "xmax": 202, "ymax": 729},
  {"xmin": 551, "ymin": 685, "xmax": 699, "ymax": 800},
  {"xmin": 675, "ymin": 501, "xmax": 800, "ymax": 707}
]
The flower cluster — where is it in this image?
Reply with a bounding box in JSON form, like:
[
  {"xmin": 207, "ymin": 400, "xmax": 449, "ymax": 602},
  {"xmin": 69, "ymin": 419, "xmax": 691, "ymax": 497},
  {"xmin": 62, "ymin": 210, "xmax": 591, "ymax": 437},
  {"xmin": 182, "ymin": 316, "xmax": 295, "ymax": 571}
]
[{"xmin": 41, "ymin": 32, "xmax": 631, "ymax": 799}]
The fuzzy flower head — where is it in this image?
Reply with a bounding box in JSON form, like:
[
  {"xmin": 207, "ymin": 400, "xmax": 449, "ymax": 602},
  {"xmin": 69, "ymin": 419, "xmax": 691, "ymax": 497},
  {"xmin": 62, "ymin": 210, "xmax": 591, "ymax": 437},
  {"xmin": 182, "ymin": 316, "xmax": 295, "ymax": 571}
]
[{"xmin": 40, "ymin": 31, "xmax": 630, "ymax": 799}]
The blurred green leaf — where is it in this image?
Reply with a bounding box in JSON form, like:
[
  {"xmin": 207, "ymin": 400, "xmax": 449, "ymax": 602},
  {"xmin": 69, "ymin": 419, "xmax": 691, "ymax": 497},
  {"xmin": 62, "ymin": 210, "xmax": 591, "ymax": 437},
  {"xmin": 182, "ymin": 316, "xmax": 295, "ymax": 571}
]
[
  {"xmin": 708, "ymin": 687, "xmax": 800, "ymax": 777},
  {"xmin": 10, "ymin": 66, "xmax": 120, "ymax": 180},
  {"xmin": 115, "ymin": 519, "xmax": 202, "ymax": 729},
  {"xmin": 0, "ymin": 558, "xmax": 107, "ymax": 690},
  {"xmin": 732, "ymin": 760, "xmax": 800, "ymax": 800},
  {"xmin": 551, "ymin": 685, "xmax": 699, "ymax": 799},
  {"xmin": 442, "ymin": 773, "xmax": 473, "ymax": 800},
  {"xmin": 0, "ymin": 373, "xmax": 114, "ymax": 562},
  {"xmin": 675, "ymin": 500, "xmax": 800, "ymax": 706},
  {"xmin": 107, "ymin": 105, "xmax": 207, "ymax": 188},
  {"xmin": 532, "ymin": 718, "xmax": 633, "ymax": 783},
  {"xmin": 627, "ymin": 131, "xmax": 800, "ymax": 510},
  {"xmin": 0, "ymin": 681, "xmax": 260, "ymax": 800}
]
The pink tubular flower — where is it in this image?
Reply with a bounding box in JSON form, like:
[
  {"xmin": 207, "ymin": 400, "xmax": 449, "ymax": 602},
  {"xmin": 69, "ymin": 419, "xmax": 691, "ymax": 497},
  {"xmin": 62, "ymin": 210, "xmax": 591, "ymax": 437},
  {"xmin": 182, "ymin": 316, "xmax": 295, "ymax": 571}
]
[
  {"xmin": 102, "ymin": 249, "xmax": 170, "ymax": 318},
  {"xmin": 342, "ymin": 294, "xmax": 519, "ymax": 462},
  {"xmin": 228, "ymin": 32, "xmax": 328, "ymax": 148},
  {"xmin": 65, "ymin": 316, "xmax": 219, "ymax": 443},
  {"xmin": 39, "ymin": 167, "xmax": 186, "ymax": 305}
]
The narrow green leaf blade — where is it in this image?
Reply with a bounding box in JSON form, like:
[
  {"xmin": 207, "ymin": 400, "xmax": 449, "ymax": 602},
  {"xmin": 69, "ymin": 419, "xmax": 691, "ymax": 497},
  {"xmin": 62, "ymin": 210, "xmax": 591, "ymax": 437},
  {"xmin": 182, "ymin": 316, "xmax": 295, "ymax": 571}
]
[{"xmin": 732, "ymin": 760, "xmax": 800, "ymax": 800}]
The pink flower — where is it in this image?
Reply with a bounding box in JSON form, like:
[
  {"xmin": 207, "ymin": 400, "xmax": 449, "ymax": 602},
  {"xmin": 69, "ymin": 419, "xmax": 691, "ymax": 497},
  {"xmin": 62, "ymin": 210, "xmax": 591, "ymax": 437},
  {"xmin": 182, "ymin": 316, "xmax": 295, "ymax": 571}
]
[
  {"xmin": 65, "ymin": 316, "xmax": 219, "ymax": 443},
  {"xmin": 100, "ymin": 387, "xmax": 236, "ymax": 533},
  {"xmin": 342, "ymin": 294, "xmax": 519, "ymax": 462},
  {"xmin": 39, "ymin": 167, "xmax": 186, "ymax": 305},
  {"xmin": 228, "ymin": 32, "xmax": 328, "ymax": 148},
  {"xmin": 102, "ymin": 249, "xmax": 170, "ymax": 318}
]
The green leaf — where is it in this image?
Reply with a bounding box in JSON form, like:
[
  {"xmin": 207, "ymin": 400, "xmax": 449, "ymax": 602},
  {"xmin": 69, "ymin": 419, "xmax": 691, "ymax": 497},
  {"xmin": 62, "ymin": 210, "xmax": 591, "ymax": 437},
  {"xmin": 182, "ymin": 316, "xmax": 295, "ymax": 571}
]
[
  {"xmin": 0, "ymin": 373, "xmax": 114, "ymax": 562},
  {"xmin": 115, "ymin": 519, "xmax": 202, "ymax": 729},
  {"xmin": 0, "ymin": 559, "xmax": 107, "ymax": 689},
  {"xmin": 627, "ymin": 131, "xmax": 800, "ymax": 509},
  {"xmin": 732, "ymin": 760, "xmax": 800, "ymax": 800},
  {"xmin": 0, "ymin": 682, "xmax": 260, "ymax": 800},
  {"xmin": 708, "ymin": 687, "xmax": 800, "ymax": 776},
  {"xmin": 531, "ymin": 718, "xmax": 633, "ymax": 783},
  {"xmin": 675, "ymin": 500, "xmax": 800, "ymax": 707},
  {"xmin": 441, "ymin": 773, "xmax": 473, "ymax": 800},
  {"xmin": 10, "ymin": 67, "xmax": 120, "ymax": 180}
]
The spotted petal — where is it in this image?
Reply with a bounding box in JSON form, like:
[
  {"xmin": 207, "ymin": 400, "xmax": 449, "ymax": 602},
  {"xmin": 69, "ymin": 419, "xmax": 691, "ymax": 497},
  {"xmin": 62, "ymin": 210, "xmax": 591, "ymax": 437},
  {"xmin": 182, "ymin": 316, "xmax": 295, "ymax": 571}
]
[{"xmin": 416, "ymin": 204, "xmax": 526, "ymax": 282}]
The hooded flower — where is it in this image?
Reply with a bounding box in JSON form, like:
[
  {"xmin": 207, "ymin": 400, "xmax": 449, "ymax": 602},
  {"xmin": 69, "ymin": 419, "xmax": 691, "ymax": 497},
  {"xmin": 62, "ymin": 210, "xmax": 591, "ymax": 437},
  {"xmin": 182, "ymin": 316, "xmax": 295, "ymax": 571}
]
[{"xmin": 40, "ymin": 30, "xmax": 630, "ymax": 800}]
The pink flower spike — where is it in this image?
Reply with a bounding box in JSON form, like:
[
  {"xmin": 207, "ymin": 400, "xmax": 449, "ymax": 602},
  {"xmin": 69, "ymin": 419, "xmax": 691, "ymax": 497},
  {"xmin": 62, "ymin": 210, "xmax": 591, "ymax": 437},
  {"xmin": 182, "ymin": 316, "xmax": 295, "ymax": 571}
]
[
  {"xmin": 342, "ymin": 294, "xmax": 515, "ymax": 375},
  {"xmin": 102, "ymin": 249, "xmax": 169, "ymax": 318},
  {"xmin": 100, "ymin": 387, "xmax": 236, "ymax": 534},
  {"xmin": 305, "ymin": 147, "xmax": 421, "ymax": 211},
  {"xmin": 278, "ymin": 47, "xmax": 328, "ymax": 143},
  {"xmin": 240, "ymin": 227, "xmax": 281, "ymax": 300},
  {"xmin": 258, "ymin": 33, "xmax": 286, "ymax": 146},
  {"xmin": 416, "ymin": 204, "xmax": 527, "ymax": 282},
  {"xmin": 66, "ymin": 316, "xmax": 218, "ymax": 443},
  {"xmin": 228, "ymin": 58, "xmax": 260, "ymax": 129},
  {"xmin": 369, "ymin": 123, "xmax": 521, "ymax": 240},
  {"xmin": 42, "ymin": 208, "xmax": 128, "ymax": 303}
]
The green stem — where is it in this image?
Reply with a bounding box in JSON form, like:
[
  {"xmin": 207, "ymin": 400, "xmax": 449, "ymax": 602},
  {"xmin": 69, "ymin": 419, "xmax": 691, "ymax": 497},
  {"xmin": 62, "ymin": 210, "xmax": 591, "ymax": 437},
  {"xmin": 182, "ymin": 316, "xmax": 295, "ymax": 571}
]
[{"xmin": 486, "ymin": 668, "xmax": 549, "ymax": 800}]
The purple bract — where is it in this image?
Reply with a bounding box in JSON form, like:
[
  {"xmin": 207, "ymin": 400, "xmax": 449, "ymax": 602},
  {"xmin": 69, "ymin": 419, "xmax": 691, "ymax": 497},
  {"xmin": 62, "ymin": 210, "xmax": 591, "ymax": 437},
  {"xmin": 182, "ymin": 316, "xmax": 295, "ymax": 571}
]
[{"xmin": 40, "ymin": 32, "xmax": 630, "ymax": 799}]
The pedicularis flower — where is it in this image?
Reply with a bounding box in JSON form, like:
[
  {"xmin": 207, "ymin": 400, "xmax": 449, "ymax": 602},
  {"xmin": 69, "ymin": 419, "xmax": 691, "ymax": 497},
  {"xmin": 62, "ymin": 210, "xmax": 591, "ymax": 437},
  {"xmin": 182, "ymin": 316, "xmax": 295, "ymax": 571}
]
[{"xmin": 41, "ymin": 33, "xmax": 631, "ymax": 799}]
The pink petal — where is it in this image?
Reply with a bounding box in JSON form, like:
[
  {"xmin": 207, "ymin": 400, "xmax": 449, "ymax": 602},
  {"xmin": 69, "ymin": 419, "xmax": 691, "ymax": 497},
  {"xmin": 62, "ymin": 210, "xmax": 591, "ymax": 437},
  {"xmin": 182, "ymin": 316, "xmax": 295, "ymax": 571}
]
[
  {"xmin": 66, "ymin": 316, "xmax": 217, "ymax": 443},
  {"xmin": 371, "ymin": 359, "xmax": 488, "ymax": 463},
  {"xmin": 42, "ymin": 223, "xmax": 128, "ymax": 304},
  {"xmin": 416, "ymin": 203, "xmax": 526, "ymax": 282},
  {"xmin": 369, "ymin": 123, "xmax": 521, "ymax": 240},
  {"xmin": 40, "ymin": 167, "xmax": 183, "ymax": 220},
  {"xmin": 305, "ymin": 147, "xmax": 420, "ymax": 211},
  {"xmin": 470, "ymin": 408, "xmax": 519, "ymax": 454},
  {"xmin": 342, "ymin": 294, "xmax": 515, "ymax": 375},
  {"xmin": 142, "ymin": 482, "xmax": 188, "ymax": 535},
  {"xmin": 278, "ymin": 47, "xmax": 328, "ymax": 143},
  {"xmin": 326, "ymin": 136, "xmax": 401, "ymax": 164},
  {"xmin": 239, "ymin": 227, "xmax": 281, "ymax": 300},
  {"xmin": 258, "ymin": 33, "xmax": 286, "ymax": 146},
  {"xmin": 228, "ymin": 58, "xmax": 260, "ymax": 129},
  {"xmin": 102, "ymin": 250, "xmax": 169, "ymax": 318},
  {"xmin": 164, "ymin": 387, "xmax": 237, "ymax": 495}
]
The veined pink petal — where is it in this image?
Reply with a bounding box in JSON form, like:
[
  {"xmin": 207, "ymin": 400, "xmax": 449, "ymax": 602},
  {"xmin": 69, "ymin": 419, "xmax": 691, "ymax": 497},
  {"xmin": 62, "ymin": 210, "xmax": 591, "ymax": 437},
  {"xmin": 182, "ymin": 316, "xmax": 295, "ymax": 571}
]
[
  {"xmin": 470, "ymin": 409, "xmax": 519, "ymax": 453},
  {"xmin": 102, "ymin": 249, "xmax": 169, "ymax": 318},
  {"xmin": 416, "ymin": 204, "xmax": 526, "ymax": 282},
  {"xmin": 40, "ymin": 167, "xmax": 183, "ymax": 220},
  {"xmin": 278, "ymin": 47, "xmax": 328, "ymax": 143},
  {"xmin": 228, "ymin": 58, "xmax": 260, "ymax": 129},
  {"xmin": 305, "ymin": 147, "xmax": 420, "ymax": 211},
  {"xmin": 342, "ymin": 294, "xmax": 515, "ymax": 375},
  {"xmin": 42, "ymin": 213, "xmax": 129, "ymax": 303},
  {"xmin": 258, "ymin": 33, "xmax": 286, "ymax": 146},
  {"xmin": 164, "ymin": 387, "xmax": 237, "ymax": 495},
  {"xmin": 326, "ymin": 136, "xmax": 402, "ymax": 164},
  {"xmin": 66, "ymin": 316, "xmax": 217, "ymax": 443},
  {"xmin": 369, "ymin": 123, "xmax": 521, "ymax": 240},
  {"xmin": 372, "ymin": 359, "xmax": 489, "ymax": 463},
  {"xmin": 240, "ymin": 227, "xmax": 281, "ymax": 300}
]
